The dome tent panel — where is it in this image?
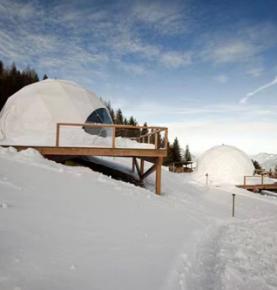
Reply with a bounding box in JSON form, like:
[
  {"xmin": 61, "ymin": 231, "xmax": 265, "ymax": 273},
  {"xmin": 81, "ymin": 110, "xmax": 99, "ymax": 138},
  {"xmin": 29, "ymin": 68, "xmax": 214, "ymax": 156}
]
[
  {"xmin": 195, "ymin": 145, "xmax": 254, "ymax": 185},
  {"xmin": 0, "ymin": 79, "xmax": 112, "ymax": 145}
]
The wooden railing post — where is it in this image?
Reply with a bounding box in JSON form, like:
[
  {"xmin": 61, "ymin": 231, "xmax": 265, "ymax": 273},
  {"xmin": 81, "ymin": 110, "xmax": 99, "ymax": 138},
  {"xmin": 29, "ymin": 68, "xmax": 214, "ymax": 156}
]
[
  {"xmin": 155, "ymin": 157, "xmax": 163, "ymax": 195},
  {"xmin": 261, "ymin": 174, "xmax": 264, "ymax": 185},
  {"xmin": 165, "ymin": 128, "xmax": 168, "ymax": 149},
  {"xmin": 244, "ymin": 176, "xmax": 246, "ymax": 186},
  {"xmin": 56, "ymin": 123, "xmax": 60, "ymax": 147},
  {"xmin": 112, "ymin": 126, "xmax": 116, "ymax": 148}
]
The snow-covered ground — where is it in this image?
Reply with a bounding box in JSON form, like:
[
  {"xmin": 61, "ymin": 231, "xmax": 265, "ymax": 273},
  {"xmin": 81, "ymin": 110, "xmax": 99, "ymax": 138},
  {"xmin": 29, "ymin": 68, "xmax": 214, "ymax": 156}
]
[{"xmin": 0, "ymin": 147, "xmax": 277, "ymax": 290}]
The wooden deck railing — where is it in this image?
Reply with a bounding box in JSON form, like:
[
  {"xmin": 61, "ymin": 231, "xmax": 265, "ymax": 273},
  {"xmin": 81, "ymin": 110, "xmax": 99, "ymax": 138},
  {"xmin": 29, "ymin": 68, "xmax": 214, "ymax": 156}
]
[
  {"xmin": 56, "ymin": 122, "xmax": 168, "ymax": 150},
  {"xmin": 243, "ymin": 174, "xmax": 265, "ymax": 186}
]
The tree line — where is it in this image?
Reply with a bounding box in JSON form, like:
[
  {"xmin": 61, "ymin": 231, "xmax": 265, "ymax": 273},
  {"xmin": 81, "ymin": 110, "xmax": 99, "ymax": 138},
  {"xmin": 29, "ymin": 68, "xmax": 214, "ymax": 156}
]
[
  {"xmin": 0, "ymin": 60, "xmax": 50, "ymax": 111},
  {"xmin": 0, "ymin": 59, "xmax": 192, "ymax": 165}
]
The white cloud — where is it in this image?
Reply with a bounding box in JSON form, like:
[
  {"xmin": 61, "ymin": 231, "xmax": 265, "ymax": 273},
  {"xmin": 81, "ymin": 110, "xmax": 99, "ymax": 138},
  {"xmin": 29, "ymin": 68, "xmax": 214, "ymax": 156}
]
[
  {"xmin": 213, "ymin": 74, "xmax": 228, "ymax": 83},
  {"xmin": 203, "ymin": 40, "xmax": 259, "ymax": 64},
  {"xmin": 131, "ymin": 1, "xmax": 188, "ymax": 35},
  {"xmin": 0, "ymin": 0, "xmax": 195, "ymax": 79},
  {"xmin": 200, "ymin": 23, "xmax": 277, "ymax": 65},
  {"xmin": 246, "ymin": 67, "xmax": 264, "ymax": 77},
  {"xmin": 160, "ymin": 51, "xmax": 192, "ymax": 68},
  {"xmin": 240, "ymin": 76, "xmax": 277, "ymax": 104}
]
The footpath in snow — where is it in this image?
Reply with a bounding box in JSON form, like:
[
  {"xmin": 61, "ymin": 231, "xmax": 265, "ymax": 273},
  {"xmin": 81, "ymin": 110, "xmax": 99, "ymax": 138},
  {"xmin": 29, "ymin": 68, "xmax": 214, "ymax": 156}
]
[{"xmin": 0, "ymin": 147, "xmax": 277, "ymax": 290}]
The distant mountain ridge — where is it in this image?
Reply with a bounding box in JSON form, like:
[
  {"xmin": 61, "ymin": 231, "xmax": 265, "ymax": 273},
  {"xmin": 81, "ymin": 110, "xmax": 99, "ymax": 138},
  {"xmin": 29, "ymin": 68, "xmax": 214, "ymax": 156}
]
[{"xmin": 251, "ymin": 153, "xmax": 277, "ymax": 170}]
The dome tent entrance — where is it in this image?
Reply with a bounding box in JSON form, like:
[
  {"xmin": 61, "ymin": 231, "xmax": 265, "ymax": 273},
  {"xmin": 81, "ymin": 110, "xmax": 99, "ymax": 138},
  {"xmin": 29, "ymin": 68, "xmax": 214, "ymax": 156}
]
[{"xmin": 0, "ymin": 79, "xmax": 112, "ymax": 144}]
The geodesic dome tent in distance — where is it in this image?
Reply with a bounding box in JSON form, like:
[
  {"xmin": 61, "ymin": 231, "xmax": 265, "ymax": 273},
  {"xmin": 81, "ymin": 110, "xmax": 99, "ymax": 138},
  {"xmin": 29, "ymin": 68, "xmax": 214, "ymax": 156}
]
[
  {"xmin": 195, "ymin": 144, "xmax": 255, "ymax": 185},
  {"xmin": 0, "ymin": 79, "xmax": 112, "ymax": 145}
]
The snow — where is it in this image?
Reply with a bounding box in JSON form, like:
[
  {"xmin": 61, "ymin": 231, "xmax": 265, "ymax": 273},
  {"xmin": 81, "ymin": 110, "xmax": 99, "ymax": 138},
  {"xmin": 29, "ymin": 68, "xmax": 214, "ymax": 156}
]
[
  {"xmin": 195, "ymin": 145, "xmax": 255, "ymax": 185},
  {"xmin": 0, "ymin": 146, "xmax": 277, "ymax": 290}
]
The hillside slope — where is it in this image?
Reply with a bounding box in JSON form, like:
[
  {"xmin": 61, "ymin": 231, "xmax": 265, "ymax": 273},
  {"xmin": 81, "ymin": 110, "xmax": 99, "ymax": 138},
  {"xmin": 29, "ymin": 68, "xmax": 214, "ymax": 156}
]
[{"xmin": 0, "ymin": 147, "xmax": 277, "ymax": 290}]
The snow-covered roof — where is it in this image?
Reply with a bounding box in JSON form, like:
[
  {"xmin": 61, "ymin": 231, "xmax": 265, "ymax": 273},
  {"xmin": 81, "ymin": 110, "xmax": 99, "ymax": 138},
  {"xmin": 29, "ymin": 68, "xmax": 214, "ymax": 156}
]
[
  {"xmin": 0, "ymin": 79, "xmax": 107, "ymax": 144},
  {"xmin": 195, "ymin": 144, "xmax": 255, "ymax": 185}
]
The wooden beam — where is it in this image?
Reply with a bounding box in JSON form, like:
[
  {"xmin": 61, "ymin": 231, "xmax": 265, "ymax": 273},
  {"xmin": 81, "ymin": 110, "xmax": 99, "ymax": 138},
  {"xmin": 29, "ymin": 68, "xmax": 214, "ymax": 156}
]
[
  {"xmin": 132, "ymin": 157, "xmax": 135, "ymax": 172},
  {"xmin": 237, "ymin": 183, "xmax": 277, "ymax": 190},
  {"xmin": 141, "ymin": 164, "xmax": 156, "ymax": 180},
  {"xmin": 134, "ymin": 158, "xmax": 142, "ymax": 180},
  {"xmin": 140, "ymin": 159, "xmax": 144, "ymax": 176},
  {"xmin": 6, "ymin": 146, "xmax": 167, "ymax": 158},
  {"xmin": 155, "ymin": 157, "xmax": 163, "ymax": 195},
  {"xmin": 57, "ymin": 122, "xmax": 167, "ymax": 131}
]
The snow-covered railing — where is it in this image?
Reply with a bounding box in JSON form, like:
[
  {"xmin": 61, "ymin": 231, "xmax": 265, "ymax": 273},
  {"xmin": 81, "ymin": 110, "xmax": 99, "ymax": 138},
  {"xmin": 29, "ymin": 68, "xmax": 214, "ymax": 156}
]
[{"xmin": 55, "ymin": 123, "xmax": 168, "ymax": 150}]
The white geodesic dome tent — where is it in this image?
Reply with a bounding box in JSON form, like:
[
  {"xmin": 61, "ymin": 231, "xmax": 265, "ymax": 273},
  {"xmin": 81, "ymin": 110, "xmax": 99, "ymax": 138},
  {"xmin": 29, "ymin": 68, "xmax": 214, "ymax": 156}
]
[
  {"xmin": 0, "ymin": 79, "xmax": 112, "ymax": 145},
  {"xmin": 195, "ymin": 144, "xmax": 254, "ymax": 185}
]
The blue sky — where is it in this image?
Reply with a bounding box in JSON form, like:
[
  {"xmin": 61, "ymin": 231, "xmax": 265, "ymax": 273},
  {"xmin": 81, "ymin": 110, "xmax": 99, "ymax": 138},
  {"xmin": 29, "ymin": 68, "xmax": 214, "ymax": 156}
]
[{"xmin": 0, "ymin": 0, "xmax": 277, "ymax": 154}]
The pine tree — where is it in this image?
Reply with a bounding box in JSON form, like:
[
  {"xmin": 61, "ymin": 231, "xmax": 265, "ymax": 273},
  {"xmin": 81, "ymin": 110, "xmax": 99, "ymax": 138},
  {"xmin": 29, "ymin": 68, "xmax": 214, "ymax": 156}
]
[
  {"xmin": 123, "ymin": 117, "xmax": 128, "ymax": 125},
  {"xmin": 184, "ymin": 145, "xmax": 192, "ymax": 162},
  {"xmin": 115, "ymin": 109, "xmax": 123, "ymax": 124},
  {"xmin": 43, "ymin": 74, "xmax": 48, "ymax": 80},
  {"xmin": 128, "ymin": 116, "xmax": 137, "ymax": 126},
  {"xmin": 252, "ymin": 159, "xmax": 262, "ymax": 170},
  {"xmin": 128, "ymin": 116, "xmax": 139, "ymax": 137},
  {"xmin": 163, "ymin": 142, "xmax": 174, "ymax": 165},
  {"xmin": 0, "ymin": 60, "xmax": 3, "ymax": 76},
  {"xmin": 0, "ymin": 60, "xmax": 40, "ymax": 111},
  {"xmin": 172, "ymin": 137, "xmax": 182, "ymax": 163},
  {"xmin": 141, "ymin": 122, "xmax": 148, "ymax": 136}
]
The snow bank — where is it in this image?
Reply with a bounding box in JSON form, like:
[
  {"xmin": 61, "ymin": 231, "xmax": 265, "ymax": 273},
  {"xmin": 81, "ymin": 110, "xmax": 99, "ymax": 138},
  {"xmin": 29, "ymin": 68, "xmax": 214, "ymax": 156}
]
[
  {"xmin": 194, "ymin": 145, "xmax": 255, "ymax": 185},
  {"xmin": 1, "ymin": 147, "xmax": 277, "ymax": 290}
]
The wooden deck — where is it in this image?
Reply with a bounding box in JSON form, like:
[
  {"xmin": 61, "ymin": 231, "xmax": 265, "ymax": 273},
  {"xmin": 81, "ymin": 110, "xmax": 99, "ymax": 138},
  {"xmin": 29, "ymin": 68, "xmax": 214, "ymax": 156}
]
[
  {"xmin": 3, "ymin": 123, "xmax": 168, "ymax": 195},
  {"xmin": 10, "ymin": 145, "xmax": 166, "ymax": 158},
  {"xmin": 237, "ymin": 183, "xmax": 277, "ymax": 191},
  {"xmin": 237, "ymin": 175, "xmax": 277, "ymax": 192}
]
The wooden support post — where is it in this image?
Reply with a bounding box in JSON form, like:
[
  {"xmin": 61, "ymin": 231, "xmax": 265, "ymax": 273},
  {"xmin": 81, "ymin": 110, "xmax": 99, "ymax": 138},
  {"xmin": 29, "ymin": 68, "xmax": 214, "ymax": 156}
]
[
  {"xmin": 140, "ymin": 158, "xmax": 144, "ymax": 176},
  {"xmin": 56, "ymin": 124, "xmax": 60, "ymax": 147},
  {"xmin": 112, "ymin": 127, "xmax": 116, "ymax": 148},
  {"xmin": 132, "ymin": 157, "xmax": 135, "ymax": 172},
  {"xmin": 164, "ymin": 128, "xmax": 168, "ymax": 149},
  {"xmin": 154, "ymin": 132, "xmax": 158, "ymax": 149},
  {"xmin": 134, "ymin": 157, "xmax": 142, "ymax": 180},
  {"xmin": 155, "ymin": 157, "xmax": 163, "ymax": 195},
  {"xmin": 261, "ymin": 174, "xmax": 264, "ymax": 185},
  {"xmin": 244, "ymin": 176, "xmax": 246, "ymax": 186}
]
